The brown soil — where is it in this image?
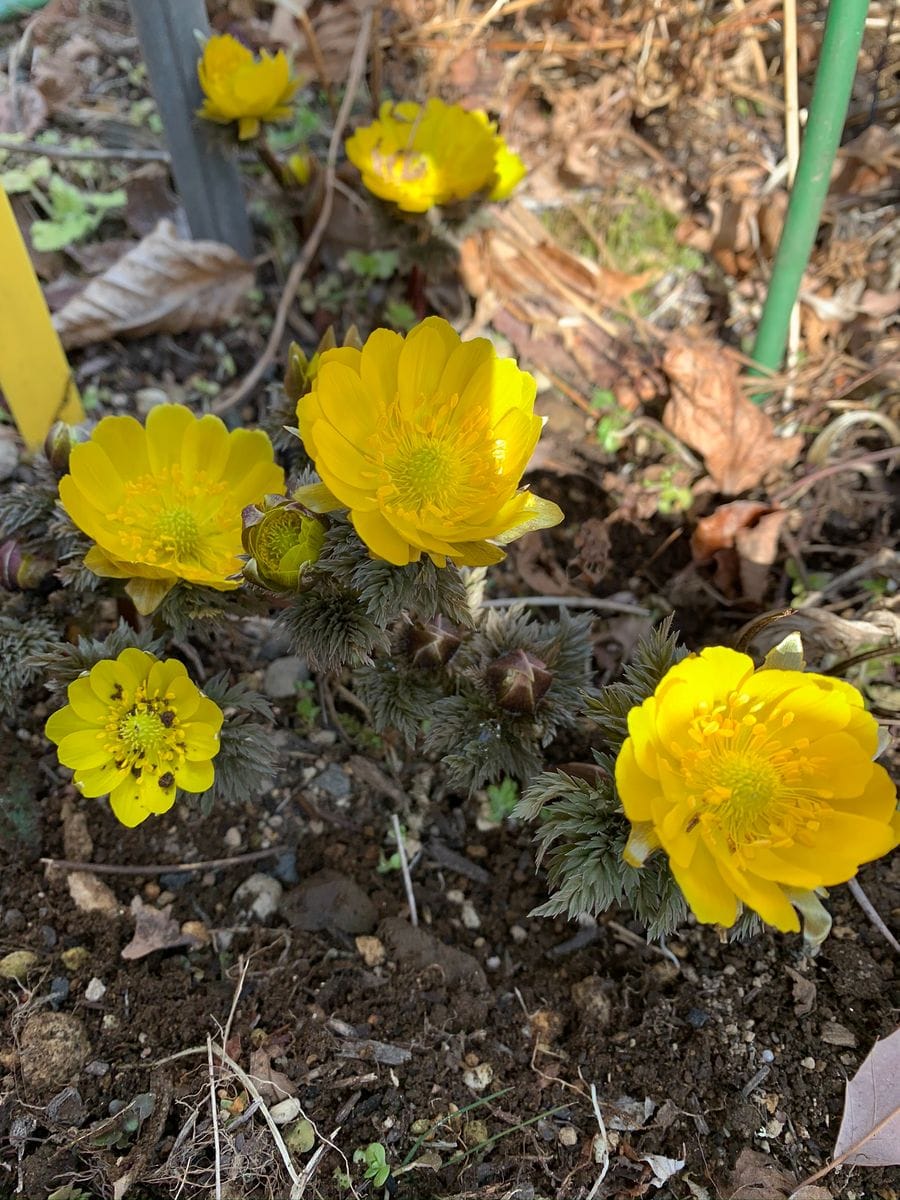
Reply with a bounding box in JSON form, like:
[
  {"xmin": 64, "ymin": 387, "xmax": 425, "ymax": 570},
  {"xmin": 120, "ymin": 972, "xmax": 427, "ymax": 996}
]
[{"xmin": 1, "ymin": 720, "xmax": 897, "ymax": 1200}]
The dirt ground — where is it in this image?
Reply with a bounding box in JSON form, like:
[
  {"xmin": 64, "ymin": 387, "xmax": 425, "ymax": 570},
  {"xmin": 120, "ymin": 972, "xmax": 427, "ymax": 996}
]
[{"xmin": 1, "ymin": 0, "xmax": 899, "ymax": 1197}]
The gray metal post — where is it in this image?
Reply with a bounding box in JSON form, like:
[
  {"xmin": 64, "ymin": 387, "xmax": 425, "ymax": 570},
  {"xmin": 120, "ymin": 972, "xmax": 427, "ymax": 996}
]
[{"xmin": 128, "ymin": 0, "xmax": 254, "ymax": 258}]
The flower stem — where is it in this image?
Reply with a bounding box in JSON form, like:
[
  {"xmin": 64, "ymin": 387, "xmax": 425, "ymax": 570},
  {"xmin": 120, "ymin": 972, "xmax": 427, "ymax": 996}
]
[
  {"xmin": 749, "ymin": 0, "xmax": 869, "ymax": 399},
  {"xmin": 256, "ymin": 139, "xmax": 305, "ymax": 238}
]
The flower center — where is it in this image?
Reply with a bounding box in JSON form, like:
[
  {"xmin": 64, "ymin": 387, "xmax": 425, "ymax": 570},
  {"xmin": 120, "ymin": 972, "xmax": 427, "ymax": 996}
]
[
  {"xmin": 375, "ymin": 395, "xmax": 502, "ymax": 520},
  {"xmin": 109, "ymin": 466, "xmax": 231, "ymax": 569},
  {"xmin": 105, "ymin": 680, "xmax": 186, "ymax": 777},
  {"xmin": 153, "ymin": 507, "xmax": 200, "ymax": 559},
  {"xmin": 672, "ymin": 690, "xmax": 830, "ymax": 856}
]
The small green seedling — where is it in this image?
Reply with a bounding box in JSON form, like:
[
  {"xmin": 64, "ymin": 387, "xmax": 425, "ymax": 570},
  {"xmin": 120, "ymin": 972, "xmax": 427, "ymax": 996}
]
[
  {"xmin": 486, "ymin": 776, "xmax": 519, "ymax": 822},
  {"xmin": 385, "ymin": 300, "xmax": 418, "ymax": 331},
  {"xmin": 354, "ymin": 1142, "xmax": 391, "ymax": 1188},
  {"xmin": 590, "ymin": 389, "xmax": 630, "ymax": 454},
  {"xmin": 377, "ymin": 822, "xmax": 407, "ymax": 874},
  {"xmin": 30, "ymin": 175, "xmax": 126, "ymax": 252},
  {"xmin": 294, "ymin": 680, "xmax": 320, "ymax": 730},
  {"xmin": 345, "ymin": 248, "xmax": 399, "ymax": 280}
]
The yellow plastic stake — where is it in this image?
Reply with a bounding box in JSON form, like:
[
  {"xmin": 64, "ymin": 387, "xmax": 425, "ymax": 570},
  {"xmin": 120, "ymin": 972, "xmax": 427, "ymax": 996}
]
[{"xmin": 0, "ymin": 187, "xmax": 84, "ymax": 449}]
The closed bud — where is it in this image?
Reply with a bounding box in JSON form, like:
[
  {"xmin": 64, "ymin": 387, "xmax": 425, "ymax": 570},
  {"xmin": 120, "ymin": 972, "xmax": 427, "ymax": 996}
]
[
  {"xmin": 407, "ymin": 617, "xmax": 461, "ymax": 669},
  {"xmin": 284, "ymin": 327, "xmax": 365, "ymax": 406},
  {"xmin": 44, "ymin": 421, "xmax": 89, "ymax": 478},
  {"xmin": 0, "ymin": 539, "xmax": 54, "ymax": 591},
  {"xmin": 241, "ymin": 497, "xmax": 325, "ymax": 592},
  {"xmin": 486, "ymin": 648, "xmax": 553, "ymax": 714}
]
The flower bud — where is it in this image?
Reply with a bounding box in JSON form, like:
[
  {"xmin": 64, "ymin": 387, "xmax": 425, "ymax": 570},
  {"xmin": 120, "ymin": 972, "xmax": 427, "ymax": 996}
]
[
  {"xmin": 406, "ymin": 617, "xmax": 461, "ymax": 669},
  {"xmin": 241, "ymin": 497, "xmax": 325, "ymax": 592},
  {"xmin": 486, "ymin": 648, "xmax": 553, "ymax": 714},
  {"xmin": 284, "ymin": 327, "xmax": 365, "ymax": 405},
  {"xmin": 44, "ymin": 421, "xmax": 89, "ymax": 478},
  {"xmin": 0, "ymin": 539, "xmax": 54, "ymax": 591}
]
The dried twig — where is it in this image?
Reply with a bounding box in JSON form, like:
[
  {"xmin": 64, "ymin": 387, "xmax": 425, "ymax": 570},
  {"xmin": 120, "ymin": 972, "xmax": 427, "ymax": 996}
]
[
  {"xmin": 790, "ymin": 1101, "xmax": 900, "ymax": 1194},
  {"xmin": 213, "ymin": 7, "xmax": 374, "ymax": 417},
  {"xmin": 482, "ymin": 596, "xmax": 651, "ymax": 616},
  {"xmin": 40, "ymin": 846, "xmax": 284, "ymax": 875},
  {"xmin": 207, "ymin": 1037, "xmax": 223, "ymax": 1200},
  {"xmin": 392, "ymin": 813, "xmax": 418, "ymax": 928},
  {"xmin": 847, "ymin": 877, "xmax": 900, "ymax": 955},
  {"xmin": 0, "ymin": 135, "xmax": 170, "ymax": 162}
]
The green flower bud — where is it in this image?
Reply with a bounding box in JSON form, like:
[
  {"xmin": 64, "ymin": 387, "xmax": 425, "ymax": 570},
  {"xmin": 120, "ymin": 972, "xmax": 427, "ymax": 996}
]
[
  {"xmin": 406, "ymin": 616, "xmax": 461, "ymax": 669},
  {"xmin": 0, "ymin": 539, "xmax": 54, "ymax": 591},
  {"xmin": 486, "ymin": 648, "xmax": 553, "ymax": 714},
  {"xmin": 283, "ymin": 327, "xmax": 365, "ymax": 405},
  {"xmin": 44, "ymin": 421, "xmax": 89, "ymax": 478},
  {"xmin": 241, "ymin": 497, "xmax": 325, "ymax": 592}
]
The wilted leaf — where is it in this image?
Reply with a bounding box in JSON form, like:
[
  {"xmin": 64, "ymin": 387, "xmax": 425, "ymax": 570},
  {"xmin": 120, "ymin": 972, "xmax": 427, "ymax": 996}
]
[
  {"xmin": 692, "ymin": 500, "xmax": 789, "ymax": 602},
  {"xmin": 662, "ymin": 340, "xmax": 802, "ymax": 494},
  {"xmin": 832, "ymin": 1026, "xmax": 900, "ymax": 1167},
  {"xmin": 248, "ymin": 1044, "xmax": 297, "ymax": 1104},
  {"xmin": 726, "ymin": 1148, "xmax": 831, "ymax": 1199},
  {"xmin": 53, "ymin": 219, "xmax": 253, "ymax": 349},
  {"xmin": 640, "ymin": 1153, "xmax": 685, "ymax": 1188},
  {"xmin": 121, "ymin": 896, "xmax": 199, "ymax": 961},
  {"xmin": 748, "ymin": 605, "xmax": 900, "ymax": 665}
]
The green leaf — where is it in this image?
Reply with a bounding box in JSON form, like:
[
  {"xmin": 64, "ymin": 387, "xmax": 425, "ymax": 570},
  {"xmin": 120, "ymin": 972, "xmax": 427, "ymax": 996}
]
[{"xmin": 0, "ymin": 155, "xmax": 51, "ymax": 193}]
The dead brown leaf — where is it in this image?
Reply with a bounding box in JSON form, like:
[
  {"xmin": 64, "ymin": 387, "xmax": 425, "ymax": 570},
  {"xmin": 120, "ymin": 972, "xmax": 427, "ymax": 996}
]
[
  {"xmin": 785, "ymin": 966, "xmax": 816, "ymax": 1018},
  {"xmin": 692, "ymin": 500, "xmax": 787, "ymax": 601},
  {"xmin": 727, "ymin": 1148, "xmax": 831, "ymax": 1199},
  {"xmin": 31, "ymin": 34, "xmax": 97, "ymax": 115},
  {"xmin": 833, "ymin": 1026, "xmax": 900, "ymax": 1167},
  {"xmin": 662, "ymin": 340, "xmax": 802, "ymax": 494},
  {"xmin": 0, "ymin": 84, "xmax": 48, "ymax": 137},
  {"xmin": 748, "ymin": 604, "xmax": 900, "ymax": 665},
  {"xmin": 121, "ymin": 896, "xmax": 200, "ymax": 961},
  {"xmin": 53, "ymin": 219, "xmax": 253, "ymax": 349},
  {"xmin": 248, "ymin": 1043, "xmax": 297, "ymax": 1104}
]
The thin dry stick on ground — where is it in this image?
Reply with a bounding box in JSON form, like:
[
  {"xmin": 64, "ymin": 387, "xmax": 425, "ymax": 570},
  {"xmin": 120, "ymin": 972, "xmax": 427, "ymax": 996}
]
[{"xmin": 213, "ymin": 7, "xmax": 374, "ymax": 417}]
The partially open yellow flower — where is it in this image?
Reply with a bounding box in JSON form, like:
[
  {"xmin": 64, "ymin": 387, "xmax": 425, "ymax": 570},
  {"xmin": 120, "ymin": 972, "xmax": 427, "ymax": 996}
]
[
  {"xmin": 59, "ymin": 404, "xmax": 284, "ymax": 614},
  {"xmin": 45, "ymin": 649, "xmax": 223, "ymax": 828},
  {"xmin": 616, "ymin": 646, "xmax": 898, "ymax": 933},
  {"xmin": 197, "ymin": 33, "xmax": 299, "ymax": 140},
  {"xmin": 345, "ymin": 98, "xmax": 526, "ymax": 213},
  {"xmin": 294, "ymin": 317, "xmax": 562, "ymax": 567}
]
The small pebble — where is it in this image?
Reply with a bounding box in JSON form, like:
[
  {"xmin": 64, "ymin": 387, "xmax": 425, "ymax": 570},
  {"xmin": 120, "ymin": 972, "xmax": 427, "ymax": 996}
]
[
  {"xmin": 159, "ymin": 872, "xmax": 191, "ymax": 892},
  {"xmin": 49, "ymin": 977, "xmax": 70, "ymax": 1010},
  {"xmin": 761, "ymin": 1049, "xmax": 775, "ymax": 1063},
  {"xmin": 272, "ymin": 849, "xmax": 299, "ymax": 885},
  {"xmin": 462, "ymin": 1062, "xmax": 494, "ymax": 1092},
  {"xmin": 60, "ymin": 947, "xmax": 90, "ymax": 972},
  {"xmin": 0, "ymin": 950, "xmax": 38, "ymax": 980},
  {"xmin": 558, "ymin": 1125, "xmax": 578, "ymax": 1147},
  {"xmin": 263, "ymin": 655, "xmax": 309, "ymax": 699},
  {"xmin": 485, "ymin": 956, "xmax": 501, "ymax": 971},
  {"xmin": 156, "ymin": 890, "xmax": 176, "ymax": 907},
  {"xmin": 40, "ymin": 926, "xmax": 58, "ymax": 949},
  {"xmin": 270, "ymin": 1097, "xmax": 303, "ymax": 1125},
  {"xmin": 510, "ymin": 924, "xmax": 527, "ymax": 944},
  {"xmin": 570, "ymin": 976, "xmax": 612, "ymax": 1029},
  {"xmin": 84, "ymin": 978, "xmax": 106, "ymax": 1003},
  {"xmin": 232, "ymin": 873, "xmax": 283, "ymax": 923},
  {"xmin": 181, "ymin": 920, "xmax": 210, "ymax": 947},
  {"xmin": 686, "ymin": 1008, "xmax": 710, "ymax": 1029},
  {"xmin": 224, "ymin": 827, "xmax": 242, "ymax": 850},
  {"xmin": 355, "ymin": 935, "xmax": 386, "ymax": 968},
  {"xmin": 85, "ymin": 1060, "xmax": 110, "ymax": 1077},
  {"xmin": 461, "ymin": 902, "xmax": 481, "ymax": 930},
  {"xmin": 801, "ymin": 1056, "xmax": 816, "ymax": 1069},
  {"xmin": 315, "ymin": 764, "xmax": 351, "ymax": 801},
  {"xmin": 143, "ymin": 882, "xmax": 161, "ymax": 900},
  {"xmin": 446, "ymin": 889, "xmax": 465, "ymax": 905},
  {"xmin": 3, "ymin": 908, "xmax": 25, "ymax": 932}
]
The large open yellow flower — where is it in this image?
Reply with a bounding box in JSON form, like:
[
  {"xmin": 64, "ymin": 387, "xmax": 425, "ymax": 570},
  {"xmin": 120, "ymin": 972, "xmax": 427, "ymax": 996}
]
[
  {"xmin": 59, "ymin": 404, "xmax": 284, "ymax": 614},
  {"xmin": 197, "ymin": 33, "xmax": 299, "ymax": 140},
  {"xmin": 46, "ymin": 649, "xmax": 223, "ymax": 828},
  {"xmin": 616, "ymin": 647, "xmax": 898, "ymax": 933},
  {"xmin": 294, "ymin": 317, "xmax": 562, "ymax": 567},
  {"xmin": 345, "ymin": 98, "xmax": 526, "ymax": 213}
]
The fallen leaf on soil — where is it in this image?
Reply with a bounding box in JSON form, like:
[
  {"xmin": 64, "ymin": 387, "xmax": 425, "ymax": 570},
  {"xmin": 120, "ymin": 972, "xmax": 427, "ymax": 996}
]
[
  {"xmin": 640, "ymin": 1153, "xmax": 685, "ymax": 1188},
  {"xmin": 832, "ymin": 1025, "xmax": 900, "ymax": 1167},
  {"xmin": 692, "ymin": 500, "xmax": 790, "ymax": 602},
  {"xmin": 53, "ymin": 219, "xmax": 254, "ymax": 349},
  {"xmin": 785, "ymin": 966, "xmax": 816, "ymax": 1017},
  {"xmin": 248, "ymin": 1044, "xmax": 296, "ymax": 1104},
  {"xmin": 0, "ymin": 84, "xmax": 48, "ymax": 137},
  {"xmin": 121, "ymin": 896, "xmax": 201, "ymax": 960},
  {"xmin": 726, "ymin": 1148, "xmax": 831, "ymax": 1199},
  {"xmin": 662, "ymin": 340, "xmax": 802, "ymax": 494},
  {"xmin": 747, "ymin": 605, "xmax": 900, "ymax": 666}
]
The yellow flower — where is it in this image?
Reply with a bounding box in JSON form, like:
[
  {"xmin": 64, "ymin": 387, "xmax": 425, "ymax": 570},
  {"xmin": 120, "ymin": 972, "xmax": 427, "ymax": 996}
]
[
  {"xmin": 45, "ymin": 649, "xmax": 223, "ymax": 828},
  {"xmin": 616, "ymin": 647, "xmax": 898, "ymax": 933},
  {"xmin": 59, "ymin": 404, "xmax": 284, "ymax": 615},
  {"xmin": 197, "ymin": 33, "xmax": 299, "ymax": 140},
  {"xmin": 294, "ymin": 317, "xmax": 562, "ymax": 567},
  {"xmin": 345, "ymin": 98, "xmax": 526, "ymax": 213}
]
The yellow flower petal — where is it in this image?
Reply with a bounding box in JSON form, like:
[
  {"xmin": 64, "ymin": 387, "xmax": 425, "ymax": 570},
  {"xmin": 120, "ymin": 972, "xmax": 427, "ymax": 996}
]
[{"xmin": 669, "ymin": 840, "xmax": 738, "ymax": 927}]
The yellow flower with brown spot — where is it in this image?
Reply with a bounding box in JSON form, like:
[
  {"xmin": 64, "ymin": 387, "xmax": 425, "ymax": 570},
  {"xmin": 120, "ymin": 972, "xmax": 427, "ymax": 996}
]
[
  {"xmin": 58, "ymin": 404, "xmax": 284, "ymax": 614},
  {"xmin": 616, "ymin": 646, "xmax": 898, "ymax": 933},
  {"xmin": 45, "ymin": 649, "xmax": 223, "ymax": 828},
  {"xmin": 345, "ymin": 98, "xmax": 526, "ymax": 213},
  {"xmin": 197, "ymin": 32, "xmax": 299, "ymax": 140},
  {"xmin": 294, "ymin": 317, "xmax": 563, "ymax": 567}
]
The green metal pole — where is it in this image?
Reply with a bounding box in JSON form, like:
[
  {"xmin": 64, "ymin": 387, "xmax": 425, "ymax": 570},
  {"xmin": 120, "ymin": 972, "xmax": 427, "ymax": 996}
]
[{"xmin": 750, "ymin": 0, "xmax": 869, "ymax": 393}]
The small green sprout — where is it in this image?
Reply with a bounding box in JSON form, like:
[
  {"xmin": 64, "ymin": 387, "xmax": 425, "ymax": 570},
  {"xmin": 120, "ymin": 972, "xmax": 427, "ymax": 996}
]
[
  {"xmin": 590, "ymin": 389, "xmax": 630, "ymax": 454},
  {"xmin": 486, "ymin": 776, "xmax": 519, "ymax": 822},
  {"xmin": 354, "ymin": 1141, "xmax": 391, "ymax": 1187},
  {"xmin": 294, "ymin": 680, "xmax": 320, "ymax": 730}
]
